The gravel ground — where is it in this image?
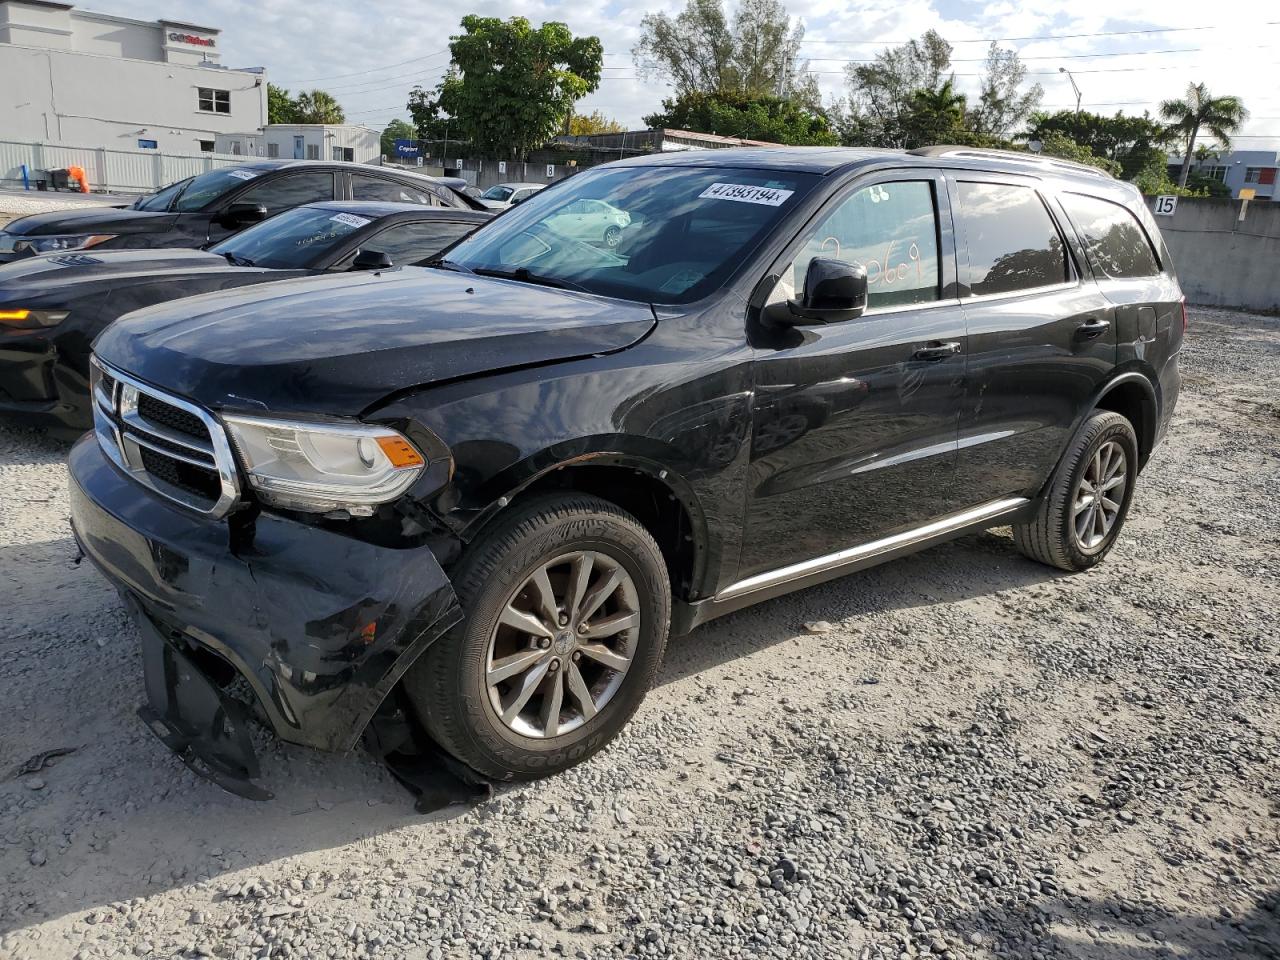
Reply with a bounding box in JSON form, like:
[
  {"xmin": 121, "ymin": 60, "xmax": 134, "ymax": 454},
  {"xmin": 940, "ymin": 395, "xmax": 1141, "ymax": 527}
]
[
  {"xmin": 0, "ymin": 193, "xmax": 115, "ymax": 230},
  {"xmin": 1, "ymin": 307, "xmax": 1277, "ymax": 960}
]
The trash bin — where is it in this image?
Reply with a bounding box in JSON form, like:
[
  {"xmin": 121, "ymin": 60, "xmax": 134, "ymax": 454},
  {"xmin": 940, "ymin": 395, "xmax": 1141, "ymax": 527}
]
[{"xmin": 48, "ymin": 168, "xmax": 72, "ymax": 191}]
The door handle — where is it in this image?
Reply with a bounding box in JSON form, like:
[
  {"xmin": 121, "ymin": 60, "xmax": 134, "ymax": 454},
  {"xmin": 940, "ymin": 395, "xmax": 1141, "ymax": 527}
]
[
  {"xmin": 1077, "ymin": 318, "xmax": 1111, "ymax": 338},
  {"xmin": 912, "ymin": 341, "xmax": 962, "ymax": 361}
]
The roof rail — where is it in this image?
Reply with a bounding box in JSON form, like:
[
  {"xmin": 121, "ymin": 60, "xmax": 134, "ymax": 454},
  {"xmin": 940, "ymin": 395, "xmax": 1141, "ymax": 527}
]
[{"xmin": 907, "ymin": 145, "xmax": 1114, "ymax": 180}]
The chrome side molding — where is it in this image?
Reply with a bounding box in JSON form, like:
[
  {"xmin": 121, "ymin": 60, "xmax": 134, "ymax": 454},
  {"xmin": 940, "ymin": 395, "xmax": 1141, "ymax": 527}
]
[{"xmin": 716, "ymin": 497, "xmax": 1029, "ymax": 602}]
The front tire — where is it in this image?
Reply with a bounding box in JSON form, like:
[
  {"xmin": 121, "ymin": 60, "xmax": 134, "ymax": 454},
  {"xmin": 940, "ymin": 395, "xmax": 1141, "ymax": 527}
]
[
  {"xmin": 404, "ymin": 494, "xmax": 671, "ymax": 781},
  {"xmin": 603, "ymin": 224, "xmax": 622, "ymax": 248},
  {"xmin": 1012, "ymin": 410, "xmax": 1139, "ymax": 571}
]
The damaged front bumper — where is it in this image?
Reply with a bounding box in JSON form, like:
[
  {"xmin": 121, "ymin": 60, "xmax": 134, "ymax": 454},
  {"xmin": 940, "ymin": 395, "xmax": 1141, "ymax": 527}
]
[{"xmin": 68, "ymin": 434, "xmax": 463, "ymax": 799}]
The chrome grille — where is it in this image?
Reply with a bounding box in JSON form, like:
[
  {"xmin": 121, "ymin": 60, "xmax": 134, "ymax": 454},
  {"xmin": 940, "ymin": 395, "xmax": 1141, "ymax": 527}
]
[{"xmin": 91, "ymin": 358, "xmax": 241, "ymax": 517}]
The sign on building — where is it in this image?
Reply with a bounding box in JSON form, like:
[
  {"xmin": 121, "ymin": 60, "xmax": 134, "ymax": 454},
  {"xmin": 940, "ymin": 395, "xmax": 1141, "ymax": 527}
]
[
  {"xmin": 393, "ymin": 139, "xmax": 420, "ymax": 158},
  {"xmin": 1153, "ymin": 195, "xmax": 1178, "ymax": 217}
]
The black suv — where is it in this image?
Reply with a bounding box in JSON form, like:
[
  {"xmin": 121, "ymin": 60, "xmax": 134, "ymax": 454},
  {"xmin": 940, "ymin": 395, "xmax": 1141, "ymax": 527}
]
[
  {"xmin": 0, "ymin": 161, "xmax": 481, "ymax": 263},
  {"xmin": 68, "ymin": 147, "xmax": 1183, "ymax": 796}
]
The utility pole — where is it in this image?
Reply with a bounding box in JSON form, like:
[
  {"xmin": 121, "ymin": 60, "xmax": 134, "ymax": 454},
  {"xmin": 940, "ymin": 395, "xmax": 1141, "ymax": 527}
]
[
  {"xmin": 777, "ymin": 54, "xmax": 790, "ymax": 98},
  {"xmin": 1059, "ymin": 67, "xmax": 1082, "ymax": 115}
]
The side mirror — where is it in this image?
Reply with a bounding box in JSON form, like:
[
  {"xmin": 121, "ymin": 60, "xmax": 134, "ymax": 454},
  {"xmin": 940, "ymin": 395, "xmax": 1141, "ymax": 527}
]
[
  {"xmin": 784, "ymin": 257, "xmax": 868, "ymax": 324},
  {"xmin": 220, "ymin": 202, "xmax": 268, "ymax": 228},
  {"xmin": 351, "ymin": 248, "xmax": 393, "ymax": 271}
]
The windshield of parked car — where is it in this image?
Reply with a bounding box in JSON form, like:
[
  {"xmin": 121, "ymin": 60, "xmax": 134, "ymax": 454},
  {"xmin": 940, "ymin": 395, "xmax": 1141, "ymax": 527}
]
[
  {"xmin": 209, "ymin": 206, "xmax": 371, "ymax": 269},
  {"xmin": 446, "ymin": 166, "xmax": 818, "ymax": 304},
  {"xmin": 133, "ymin": 177, "xmax": 192, "ymax": 211},
  {"xmin": 172, "ymin": 167, "xmax": 271, "ymax": 212},
  {"xmin": 481, "ymin": 185, "xmax": 514, "ymax": 201}
]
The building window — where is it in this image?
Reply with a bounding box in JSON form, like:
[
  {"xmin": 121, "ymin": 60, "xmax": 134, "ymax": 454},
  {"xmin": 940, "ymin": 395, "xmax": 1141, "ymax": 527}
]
[
  {"xmin": 197, "ymin": 88, "xmax": 230, "ymax": 114},
  {"xmin": 331, "ymin": 146, "xmax": 354, "ymax": 162},
  {"xmin": 266, "ymin": 142, "xmax": 279, "ymax": 158},
  {"xmin": 306, "ymin": 144, "xmax": 320, "ymax": 160},
  {"xmin": 1245, "ymin": 167, "xmax": 1277, "ymax": 185},
  {"xmin": 137, "ymin": 139, "xmax": 158, "ymax": 150},
  {"xmin": 1201, "ymin": 165, "xmax": 1227, "ymax": 182},
  {"xmin": 198, "ymin": 140, "xmax": 214, "ymax": 153}
]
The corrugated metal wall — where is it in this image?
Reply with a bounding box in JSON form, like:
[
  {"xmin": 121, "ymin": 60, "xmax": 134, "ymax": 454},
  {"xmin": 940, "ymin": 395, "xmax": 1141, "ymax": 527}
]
[{"xmin": 0, "ymin": 139, "xmax": 248, "ymax": 194}]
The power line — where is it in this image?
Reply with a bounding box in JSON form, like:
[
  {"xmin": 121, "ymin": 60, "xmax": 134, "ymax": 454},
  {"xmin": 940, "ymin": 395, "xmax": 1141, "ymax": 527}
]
[
  {"xmin": 803, "ymin": 46, "xmax": 1216, "ymax": 63},
  {"xmin": 797, "ymin": 22, "xmax": 1280, "ymax": 44},
  {"xmin": 277, "ymin": 49, "xmax": 449, "ymax": 86}
]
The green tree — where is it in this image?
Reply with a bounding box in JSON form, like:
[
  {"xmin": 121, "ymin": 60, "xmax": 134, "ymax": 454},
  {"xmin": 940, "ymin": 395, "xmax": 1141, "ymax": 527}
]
[
  {"xmin": 633, "ymin": 0, "xmax": 808, "ymax": 100},
  {"xmin": 643, "ymin": 90, "xmax": 838, "ymax": 144},
  {"xmin": 267, "ymin": 84, "xmax": 299, "ymax": 124},
  {"xmin": 407, "ymin": 82, "xmax": 452, "ymax": 141},
  {"xmin": 1159, "ymin": 82, "xmax": 1248, "ymax": 187},
  {"xmin": 380, "ymin": 119, "xmax": 416, "ymax": 158},
  {"xmin": 293, "ymin": 89, "xmax": 346, "ymax": 124},
  {"xmin": 1036, "ymin": 131, "xmax": 1121, "ymax": 175},
  {"xmin": 840, "ymin": 30, "xmax": 954, "ymax": 147},
  {"xmin": 903, "ymin": 78, "xmax": 968, "ymax": 148},
  {"xmin": 418, "ymin": 17, "xmax": 602, "ymax": 159},
  {"xmin": 1026, "ymin": 110, "xmax": 1171, "ymax": 179},
  {"xmin": 568, "ymin": 111, "xmax": 626, "ymax": 136},
  {"xmin": 970, "ymin": 43, "xmax": 1042, "ymax": 140}
]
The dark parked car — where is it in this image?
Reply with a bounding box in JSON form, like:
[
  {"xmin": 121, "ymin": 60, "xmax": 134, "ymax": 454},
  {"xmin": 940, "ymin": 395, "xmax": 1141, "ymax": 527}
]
[
  {"xmin": 0, "ymin": 202, "xmax": 490, "ymax": 437},
  {"xmin": 0, "ymin": 161, "xmax": 482, "ymax": 264},
  {"xmin": 69, "ymin": 147, "xmax": 1184, "ymax": 798}
]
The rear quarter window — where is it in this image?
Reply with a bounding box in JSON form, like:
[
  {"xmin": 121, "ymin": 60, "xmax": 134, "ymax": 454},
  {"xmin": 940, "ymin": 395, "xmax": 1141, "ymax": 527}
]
[
  {"xmin": 1060, "ymin": 193, "xmax": 1162, "ymax": 279},
  {"xmin": 957, "ymin": 182, "xmax": 1070, "ymax": 296}
]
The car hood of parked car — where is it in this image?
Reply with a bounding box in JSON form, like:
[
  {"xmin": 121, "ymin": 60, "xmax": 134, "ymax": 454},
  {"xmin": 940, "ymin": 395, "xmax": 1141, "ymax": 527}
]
[
  {"xmin": 0, "ymin": 249, "xmax": 278, "ymax": 299},
  {"xmin": 94, "ymin": 269, "xmax": 659, "ymax": 416},
  {"xmin": 2, "ymin": 206, "xmax": 177, "ymax": 238}
]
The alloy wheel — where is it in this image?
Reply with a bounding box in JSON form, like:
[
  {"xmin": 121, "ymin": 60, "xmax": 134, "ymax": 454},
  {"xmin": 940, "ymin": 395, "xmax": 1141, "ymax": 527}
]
[
  {"xmin": 484, "ymin": 551, "xmax": 640, "ymax": 738},
  {"xmin": 1072, "ymin": 439, "xmax": 1127, "ymax": 551}
]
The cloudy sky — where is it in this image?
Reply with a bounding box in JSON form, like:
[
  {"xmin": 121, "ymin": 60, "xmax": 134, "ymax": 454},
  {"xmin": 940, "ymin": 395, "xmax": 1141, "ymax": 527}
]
[{"xmin": 90, "ymin": 0, "xmax": 1277, "ymax": 148}]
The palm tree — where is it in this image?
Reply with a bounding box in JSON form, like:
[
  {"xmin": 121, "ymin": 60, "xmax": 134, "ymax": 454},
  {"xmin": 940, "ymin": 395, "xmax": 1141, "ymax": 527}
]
[
  {"xmin": 906, "ymin": 78, "xmax": 967, "ymax": 147},
  {"xmin": 1160, "ymin": 83, "xmax": 1247, "ymax": 187},
  {"xmin": 293, "ymin": 89, "xmax": 346, "ymax": 125}
]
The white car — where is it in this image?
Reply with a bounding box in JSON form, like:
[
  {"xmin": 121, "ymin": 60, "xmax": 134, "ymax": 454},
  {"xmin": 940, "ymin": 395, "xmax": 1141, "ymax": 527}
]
[
  {"xmin": 545, "ymin": 198, "xmax": 632, "ymax": 248},
  {"xmin": 478, "ymin": 182, "xmax": 545, "ymax": 210}
]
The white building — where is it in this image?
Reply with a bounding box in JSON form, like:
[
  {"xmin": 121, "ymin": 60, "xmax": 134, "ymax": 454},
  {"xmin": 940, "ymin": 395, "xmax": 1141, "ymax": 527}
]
[
  {"xmin": 214, "ymin": 124, "xmax": 382, "ymax": 164},
  {"xmin": 0, "ymin": 0, "xmax": 267, "ymax": 154}
]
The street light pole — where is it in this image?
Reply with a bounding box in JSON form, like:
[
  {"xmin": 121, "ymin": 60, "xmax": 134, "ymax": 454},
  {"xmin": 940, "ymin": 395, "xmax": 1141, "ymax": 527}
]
[{"xmin": 1059, "ymin": 67, "xmax": 1082, "ymax": 115}]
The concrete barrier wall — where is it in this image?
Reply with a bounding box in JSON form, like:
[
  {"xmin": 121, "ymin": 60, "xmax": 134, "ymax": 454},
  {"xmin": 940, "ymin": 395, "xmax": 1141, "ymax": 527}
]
[{"xmin": 1146, "ymin": 197, "xmax": 1280, "ymax": 313}]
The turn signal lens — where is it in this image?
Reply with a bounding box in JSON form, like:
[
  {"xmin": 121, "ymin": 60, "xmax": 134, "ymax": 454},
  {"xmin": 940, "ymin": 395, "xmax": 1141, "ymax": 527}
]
[
  {"xmin": 376, "ymin": 435, "xmax": 425, "ymax": 468},
  {"xmin": 0, "ymin": 308, "xmax": 68, "ymax": 328},
  {"xmin": 0, "ymin": 309, "xmax": 31, "ymax": 322}
]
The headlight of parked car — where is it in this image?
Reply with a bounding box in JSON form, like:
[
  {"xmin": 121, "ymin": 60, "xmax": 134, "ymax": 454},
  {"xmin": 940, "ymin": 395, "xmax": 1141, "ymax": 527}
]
[
  {"xmin": 13, "ymin": 234, "xmax": 117, "ymax": 253},
  {"xmin": 222, "ymin": 414, "xmax": 425, "ymax": 514},
  {"xmin": 0, "ymin": 308, "xmax": 70, "ymax": 328}
]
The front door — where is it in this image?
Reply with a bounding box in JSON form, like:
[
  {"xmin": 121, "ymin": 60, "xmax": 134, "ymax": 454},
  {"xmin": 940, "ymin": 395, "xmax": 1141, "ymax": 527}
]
[
  {"xmin": 739, "ymin": 173, "xmax": 970, "ymax": 580},
  {"xmin": 293, "ymin": 136, "xmax": 305, "ymax": 160},
  {"xmin": 948, "ymin": 175, "xmax": 1116, "ymax": 505}
]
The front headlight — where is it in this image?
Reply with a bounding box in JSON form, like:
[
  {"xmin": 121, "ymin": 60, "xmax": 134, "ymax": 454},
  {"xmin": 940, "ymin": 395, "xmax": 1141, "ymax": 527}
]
[
  {"xmin": 14, "ymin": 234, "xmax": 117, "ymax": 254},
  {"xmin": 223, "ymin": 414, "xmax": 425, "ymax": 515}
]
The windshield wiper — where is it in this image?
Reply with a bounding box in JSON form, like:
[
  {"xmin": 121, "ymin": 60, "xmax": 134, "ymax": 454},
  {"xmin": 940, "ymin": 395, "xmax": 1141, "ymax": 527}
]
[
  {"xmin": 422, "ymin": 257, "xmax": 475, "ymax": 276},
  {"xmin": 472, "ymin": 267, "xmax": 589, "ymax": 293},
  {"xmin": 222, "ymin": 251, "xmax": 255, "ymax": 267}
]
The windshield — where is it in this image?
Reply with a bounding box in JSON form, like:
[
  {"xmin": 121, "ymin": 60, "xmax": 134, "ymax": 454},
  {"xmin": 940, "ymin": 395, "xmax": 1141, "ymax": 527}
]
[
  {"xmin": 446, "ymin": 166, "xmax": 817, "ymax": 304},
  {"xmin": 172, "ymin": 167, "xmax": 268, "ymax": 212},
  {"xmin": 209, "ymin": 206, "xmax": 371, "ymax": 269},
  {"xmin": 481, "ymin": 185, "xmax": 514, "ymax": 201},
  {"xmin": 134, "ymin": 177, "xmax": 191, "ymax": 211}
]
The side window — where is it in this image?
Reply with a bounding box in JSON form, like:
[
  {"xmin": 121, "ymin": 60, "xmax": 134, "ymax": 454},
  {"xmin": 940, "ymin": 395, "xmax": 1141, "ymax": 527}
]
[
  {"xmin": 339, "ymin": 220, "xmax": 475, "ymax": 268},
  {"xmin": 957, "ymin": 182, "xmax": 1069, "ymax": 296},
  {"xmin": 1059, "ymin": 193, "xmax": 1161, "ymax": 279},
  {"xmin": 782, "ymin": 180, "xmax": 941, "ymax": 310},
  {"xmin": 352, "ymin": 174, "xmax": 438, "ymax": 206},
  {"xmin": 236, "ymin": 172, "xmax": 335, "ymax": 217}
]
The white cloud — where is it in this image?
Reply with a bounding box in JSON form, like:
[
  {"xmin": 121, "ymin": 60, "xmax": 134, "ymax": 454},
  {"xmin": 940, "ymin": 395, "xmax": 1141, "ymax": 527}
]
[{"xmin": 82, "ymin": 0, "xmax": 1279, "ymax": 145}]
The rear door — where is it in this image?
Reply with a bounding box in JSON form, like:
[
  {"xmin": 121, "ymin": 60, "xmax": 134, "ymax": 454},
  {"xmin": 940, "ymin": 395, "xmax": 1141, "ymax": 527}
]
[
  {"xmin": 949, "ymin": 174, "xmax": 1115, "ymax": 505},
  {"xmin": 739, "ymin": 171, "xmax": 970, "ymax": 580}
]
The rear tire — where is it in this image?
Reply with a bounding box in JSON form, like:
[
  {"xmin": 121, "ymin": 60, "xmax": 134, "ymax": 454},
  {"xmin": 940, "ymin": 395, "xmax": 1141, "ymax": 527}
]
[
  {"xmin": 404, "ymin": 494, "xmax": 671, "ymax": 781},
  {"xmin": 603, "ymin": 225, "xmax": 622, "ymax": 248},
  {"xmin": 1012, "ymin": 410, "xmax": 1139, "ymax": 571}
]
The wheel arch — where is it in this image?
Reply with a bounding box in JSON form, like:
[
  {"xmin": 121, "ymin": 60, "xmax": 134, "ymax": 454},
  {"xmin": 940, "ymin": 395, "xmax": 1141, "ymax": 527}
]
[{"xmin": 1093, "ymin": 369, "xmax": 1159, "ymax": 469}]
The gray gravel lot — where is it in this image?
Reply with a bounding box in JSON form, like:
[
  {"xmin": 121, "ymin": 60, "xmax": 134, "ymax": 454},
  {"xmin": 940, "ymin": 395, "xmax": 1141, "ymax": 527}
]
[{"xmin": 1, "ymin": 307, "xmax": 1277, "ymax": 960}]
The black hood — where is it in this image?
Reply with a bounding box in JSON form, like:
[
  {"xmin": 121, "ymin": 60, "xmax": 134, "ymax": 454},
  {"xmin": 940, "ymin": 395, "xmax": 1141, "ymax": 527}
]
[
  {"xmin": 3, "ymin": 206, "xmax": 177, "ymax": 237},
  {"xmin": 0, "ymin": 249, "xmax": 274, "ymax": 301},
  {"xmin": 94, "ymin": 270, "xmax": 658, "ymax": 416}
]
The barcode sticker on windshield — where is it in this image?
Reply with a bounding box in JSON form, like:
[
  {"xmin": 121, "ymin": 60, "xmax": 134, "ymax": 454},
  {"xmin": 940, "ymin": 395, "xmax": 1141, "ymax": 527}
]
[
  {"xmin": 699, "ymin": 183, "xmax": 794, "ymax": 206},
  {"xmin": 226, "ymin": 170, "xmax": 258, "ymax": 181},
  {"xmin": 330, "ymin": 213, "xmax": 372, "ymax": 228}
]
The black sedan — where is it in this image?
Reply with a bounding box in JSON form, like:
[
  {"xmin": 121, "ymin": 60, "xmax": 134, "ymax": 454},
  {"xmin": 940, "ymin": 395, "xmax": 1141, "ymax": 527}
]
[
  {"xmin": 0, "ymin": 160, "xmax": 483, "ymax": 264},
  {"xmin": 0, "ymin": 201, "xmax": 490, "ymax": 437}
]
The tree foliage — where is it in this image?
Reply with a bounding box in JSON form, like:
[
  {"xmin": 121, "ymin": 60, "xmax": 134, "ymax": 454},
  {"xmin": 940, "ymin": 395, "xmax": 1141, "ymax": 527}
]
[
  {"xmin": 292, "ymin": 89, "xmax": 345, "ymax": 124},
  {"xmin": 633, "ymin": 0, "xmax": 810, "ymax": 101},
  {"xmin": 379, "ymin": 119, "xmax": 416, "ymax": 158},
  {"xmin": 643, "ymin": 90, "xmax": 838, "ymax": 144},
  {"xmin": 568, "ymin": 111, "xmax": 626, "ymax": 135},
  {"xmin": 407, "ymin": 17, "xmax": 602, "ymax": 159},
  {"xmin": 1027, "ymin": 110, "xmax": 1170, "ymax": 179},
  {"xmin": 1037, "ymin": 131, "xmax": 1121, "ymax": 175},
  {"xmin": 970, "ymin": 43, "xmax": 1043, "ymax": 140},
  {"xmin": 267, "ymin": 84, "xmax": 299, "ymax": 125},
  {"xmin": 1159, "ymin": 82, "xmax": 1248, "ymax": 187},
  {"xmin": 839, "ymin": 30, "xmax": 954, "ymax": 147}
]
